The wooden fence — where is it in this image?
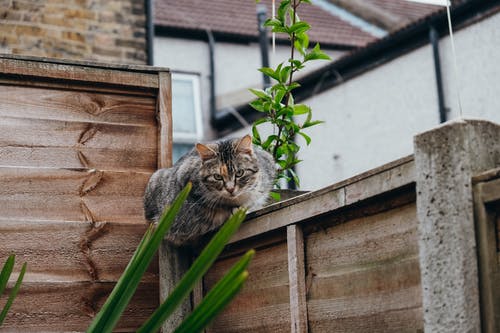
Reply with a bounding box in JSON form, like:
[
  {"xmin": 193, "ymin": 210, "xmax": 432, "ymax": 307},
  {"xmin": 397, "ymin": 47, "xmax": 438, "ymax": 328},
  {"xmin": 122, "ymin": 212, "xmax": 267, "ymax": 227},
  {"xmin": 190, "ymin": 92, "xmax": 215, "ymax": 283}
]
[
  {"xmin": 191, "ymin": 120, "xmax": 500, "ymax": 333},
  {"xmin": 0, "ymin": 54, "xmax": 172, "ymax": 332},
  {"xmin": 202, "ymin": 156, "xmax": 421, "ymax": 333}
]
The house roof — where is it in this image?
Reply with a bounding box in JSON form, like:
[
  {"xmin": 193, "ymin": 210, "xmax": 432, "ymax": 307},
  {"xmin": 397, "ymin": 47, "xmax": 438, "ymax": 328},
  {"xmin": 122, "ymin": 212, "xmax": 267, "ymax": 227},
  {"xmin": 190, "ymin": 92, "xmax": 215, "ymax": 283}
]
[
  {"xmin": 329, "ymin": 0, "xmax": 465, "ymax": 32},
  {"xmin": 215, "ymin": 0, "xmax": 498, "ymax": 133},
  {"xmin": 369, "ymin": 0, "xmax": 440, "ymax": 23},
  {"xmin": 154, "ymin": 0, "xmax": 377, "ymax": 48}
]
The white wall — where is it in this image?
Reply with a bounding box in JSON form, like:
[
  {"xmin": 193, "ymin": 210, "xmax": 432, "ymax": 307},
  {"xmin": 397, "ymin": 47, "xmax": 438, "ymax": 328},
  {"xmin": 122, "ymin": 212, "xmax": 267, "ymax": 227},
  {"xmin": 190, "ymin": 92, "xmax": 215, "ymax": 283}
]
[{"xmin": 295, "ymin": 12, "xmax": 500, "ymax": 190}]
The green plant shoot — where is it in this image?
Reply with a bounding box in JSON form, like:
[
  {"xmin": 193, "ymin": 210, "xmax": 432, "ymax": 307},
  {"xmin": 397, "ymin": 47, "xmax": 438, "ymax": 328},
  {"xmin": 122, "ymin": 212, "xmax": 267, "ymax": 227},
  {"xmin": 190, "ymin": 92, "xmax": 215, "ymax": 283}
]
[{"xmin": 251, "ymin": 0, "xmax": 330, "ymax": 187}]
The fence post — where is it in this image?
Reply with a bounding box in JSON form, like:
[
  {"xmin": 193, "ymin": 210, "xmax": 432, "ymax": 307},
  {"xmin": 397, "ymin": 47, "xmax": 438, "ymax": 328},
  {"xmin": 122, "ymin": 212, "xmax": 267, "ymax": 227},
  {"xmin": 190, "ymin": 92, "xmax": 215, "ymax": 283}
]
[
  {"xmin": 159, "ymin": 242, "xmax": 192, "ymax": 332},
  {"xmin": 414, "ymin": 119, "xmax": 500, "ymax": 333}
]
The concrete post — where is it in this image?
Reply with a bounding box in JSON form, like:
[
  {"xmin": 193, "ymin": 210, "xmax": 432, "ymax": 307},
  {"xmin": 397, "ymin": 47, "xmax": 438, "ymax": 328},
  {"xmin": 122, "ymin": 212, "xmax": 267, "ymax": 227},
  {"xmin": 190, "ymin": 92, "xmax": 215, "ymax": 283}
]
[{"xmin": 414, "ymin": 119, "xmax": 500, "ymax": 332}]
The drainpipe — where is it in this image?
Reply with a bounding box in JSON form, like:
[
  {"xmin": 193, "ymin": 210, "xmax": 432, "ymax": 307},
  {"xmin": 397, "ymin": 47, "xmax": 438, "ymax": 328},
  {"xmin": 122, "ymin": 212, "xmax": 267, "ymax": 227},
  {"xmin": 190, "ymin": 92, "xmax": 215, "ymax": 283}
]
[
  {"xmin": 206, "ymin": 29, "xmax": 217, "ymax": 128},
  {"xmin": 145, "ymin": 0, "xmax": 154, "ymax": 65},
  {"xmin": 429, "ymin": 25, "xmax": 447, "ymax": 123},
  {"xmin": 257, "ymin": 4, "xmax": 271, "ymax": 89}
]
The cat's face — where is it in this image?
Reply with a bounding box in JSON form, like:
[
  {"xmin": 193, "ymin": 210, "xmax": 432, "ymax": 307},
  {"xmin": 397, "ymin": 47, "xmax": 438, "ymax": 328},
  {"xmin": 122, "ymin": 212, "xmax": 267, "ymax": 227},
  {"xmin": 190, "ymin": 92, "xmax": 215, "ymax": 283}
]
[{"xmin": 196, "ymin": 135, "xmax": 260, "ymax": 204}]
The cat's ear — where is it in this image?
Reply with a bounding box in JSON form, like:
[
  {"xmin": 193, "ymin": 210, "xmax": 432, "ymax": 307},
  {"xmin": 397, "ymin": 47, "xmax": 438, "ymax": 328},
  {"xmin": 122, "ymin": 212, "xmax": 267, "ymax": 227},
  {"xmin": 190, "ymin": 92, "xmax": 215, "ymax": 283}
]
[
  {"xmin": 236, "ymin": 135, "xmax": 253, "ymax": 155},
  {"xmin": 196, "ymin": 143, "xmax": 217, "ymax": 161}
]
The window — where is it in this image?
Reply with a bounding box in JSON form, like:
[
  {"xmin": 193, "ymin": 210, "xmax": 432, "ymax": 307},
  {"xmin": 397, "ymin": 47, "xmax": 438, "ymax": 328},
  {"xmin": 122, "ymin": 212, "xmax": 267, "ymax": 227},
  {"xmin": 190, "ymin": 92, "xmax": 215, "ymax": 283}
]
[{"xmin": 171, "ymin": 73, "xmax": 203, "ymax": 162}]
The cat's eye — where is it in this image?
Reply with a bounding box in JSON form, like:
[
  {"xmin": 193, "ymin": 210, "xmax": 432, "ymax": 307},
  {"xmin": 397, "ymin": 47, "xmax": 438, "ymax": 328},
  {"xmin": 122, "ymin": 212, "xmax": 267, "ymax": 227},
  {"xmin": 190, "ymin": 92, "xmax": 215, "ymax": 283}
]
[
  {"xmin": 235, "ymin": 169, "xmax": 245, "ymax": 178},
  {"xmin": 213, "ymin": 174, "xmax": 223, "ymax": 181}
]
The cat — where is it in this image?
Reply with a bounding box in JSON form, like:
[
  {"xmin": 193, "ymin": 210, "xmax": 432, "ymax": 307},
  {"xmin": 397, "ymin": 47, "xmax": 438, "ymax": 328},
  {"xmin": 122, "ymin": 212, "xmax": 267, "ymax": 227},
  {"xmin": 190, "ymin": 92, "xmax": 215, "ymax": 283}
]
[{"xmin": 143, "ymin": 135, "xmax": 276, "ymax": 246}]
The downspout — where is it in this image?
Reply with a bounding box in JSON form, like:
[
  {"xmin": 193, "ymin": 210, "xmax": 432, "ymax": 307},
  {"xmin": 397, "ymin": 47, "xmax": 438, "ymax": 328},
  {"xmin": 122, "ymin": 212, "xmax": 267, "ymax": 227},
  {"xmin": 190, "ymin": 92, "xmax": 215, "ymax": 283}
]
[
  {"xmin": 145, "ymin": 0, "xmax": 154, "ymax": 65},
  {"xmin": 206, "ymin": 29, "xmax": 218, "ymax": 128},
  {"xmin": 257, "ymin": 4, "xmax": 271, "ymax": 89},
  {"xmin": 429, "ymin": 25, "xmax": 447, "ymax": 123}
]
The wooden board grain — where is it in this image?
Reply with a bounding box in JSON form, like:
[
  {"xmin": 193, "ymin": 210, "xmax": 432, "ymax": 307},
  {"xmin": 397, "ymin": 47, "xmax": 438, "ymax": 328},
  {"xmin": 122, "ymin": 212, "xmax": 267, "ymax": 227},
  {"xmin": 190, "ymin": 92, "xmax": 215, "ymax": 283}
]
[
  {"xmin": 205, "ymin": 242, "xmax": 291, "ymax": 333},
  {"xmin": 0, "ymin": 280, "xmax": 158, "ymax": 332},
  {"xmin": 287, "ymin": 225, "xmax": 308, "ymax": 333},
  {"xmin": 305, "ymin": 203, "xmax": 423, "ymax": 332},
  {"xmin": 0, "ymin": 221, "xmax": 157, "ymax": 283},
  {"xmin": 0, "ymin": 56, "xmax": 160, "ymax": 89},
  {"xmin": 0, "ymin": 85, "xmax": 156, "ymax": 126},
  {"xmin": 0, "ymin": 116, "xmax": 157, "ymax": 172},
  {"xmin": 0, "ymin": 167, "xmax": 150, "ymax": 223}
]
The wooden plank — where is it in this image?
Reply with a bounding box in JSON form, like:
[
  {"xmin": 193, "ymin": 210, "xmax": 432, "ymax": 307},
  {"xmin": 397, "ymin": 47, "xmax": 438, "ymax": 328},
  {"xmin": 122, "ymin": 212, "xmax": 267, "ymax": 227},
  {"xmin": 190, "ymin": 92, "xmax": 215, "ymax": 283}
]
[
  {"xmin": 0, "ymin": 57, "xmax": 161, "ymax": 89},
  {"xmin": 0, "ymin": 280, "xmax": 158, "ymax": 332},
  {"xmin": 0, "ymin": 53, "xmax": 170, "ymax": 74},
  {"xmin": 0, "ymin": 116, "xmax": 157, "ymax": 150},
  {"xmin": 305, "ymin": 203, "xmax": 423, "ymax": 332},
  {"xmin": 159, "ymin": 241, "xmax": 192, "ymax": 332},
  {"xmin": 0, "ymin": 85, "xmax": 157, "ymax": 127},
  {"xmin": 0, "ymin": 77, "xmax": 158, "ymax": 96},
  {"xmin": 480, "ymin": 177, "xmax": 500, "ymax": 204},
  {"xmin": 157, "ymin": 71, "xmax": 172, "ymax": 169},
  {"xmin": 157, "ymin": 71, "xmax": 176, "ymax": 333},
  {"xmin": 0, "ymin": 221, "xmax": 157, "ymax": 283},
  {"xmin": 230, "ymin": 187, "xmax": 345, "ymax": 244},
  {"xmin": 0, "ymin": 146, "xmax": 156, "ymax": 172},
  {"xmin": 0, "ymin": 117, "xmax": 157, "ymax": 172},
  {"xmin": 473, "ymin": 181, "xmax": 500, "ymax": 333},
  {"xmin": 0, "ymin": 167, "xmax": 150, "ymax": 223},
  {"xmin": 287, "ymin": 225, "xmax": 308, "ymax": 333},
  {"xmin": 344, "ymin": 159, "xmax": 415, "ymax": 204},
  {"xmin": 230, "ymin": 157, "xmax": 415, "ymax": 244},
  {"xmin": 205, "ymin": 243, "xmax": 290, "ymax": 333},
  {"xmin": 308, "ymin": 299, "xmax": 423, "ymax": 333}
]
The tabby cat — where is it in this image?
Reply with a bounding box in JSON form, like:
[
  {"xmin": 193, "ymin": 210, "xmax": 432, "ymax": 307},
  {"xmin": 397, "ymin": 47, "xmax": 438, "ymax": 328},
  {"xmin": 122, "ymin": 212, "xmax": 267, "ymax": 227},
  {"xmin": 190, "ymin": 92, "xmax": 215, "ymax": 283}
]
[{"xmin": 144, "ymin": 135, "xmax": 276, "ymax": 246}]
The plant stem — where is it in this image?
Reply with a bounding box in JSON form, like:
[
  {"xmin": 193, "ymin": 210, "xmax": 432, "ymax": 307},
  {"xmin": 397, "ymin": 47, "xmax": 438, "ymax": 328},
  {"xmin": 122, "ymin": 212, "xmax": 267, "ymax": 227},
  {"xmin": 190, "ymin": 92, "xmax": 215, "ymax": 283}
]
[{"xmin": 273, "ymin": 0, "xmax": 299, "ymax": 160}]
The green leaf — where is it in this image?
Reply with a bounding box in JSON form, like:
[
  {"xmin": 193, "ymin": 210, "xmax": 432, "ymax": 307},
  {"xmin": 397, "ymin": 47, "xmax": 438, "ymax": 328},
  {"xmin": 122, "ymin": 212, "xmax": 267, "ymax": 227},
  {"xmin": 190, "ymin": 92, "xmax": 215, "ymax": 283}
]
[
  {"xmin": 172, "ymin": 250, "xmax": 254, "ymax": 333},
  {"xmin": 288, "ymin": 168, "xmax": 300, "ymax": 188},
  {"xmin": 249, "ymin": 100, "xmax": 266, "ymax": 112},
  {"xmin": 269, "ymin": 191, "xmax": 281, "ymax": 202},
  {"xmin": 298, "ymin": 131, "xmax": 311, "ymax": 145},
  {"xmin": 252, "ymin": 125, "xmax": 261, "ymax": 144},
  {"xmin": 304, "ymin": 43, "xmax": 332, "ymax": 62},
  {"xmin": 294, "ymin": 32, "xmax": 309, "ymax": 56},
  {"xmin": 87, "ymin": 183, "xmax": 192, "ymax": 333},
  {"xmin": 249, "ymin": 88, "xmax": 270, "ymax": 100},
  {"xmin": 261, "ymin": 135, "xmax": 278, "ymax": 150},
  {"xmin": 288, "ymin": 82, "xmax": 301, "ymax": 91},
  {"xmin": 277, "ymin": 0, "xmax": 291, "ymax": 22},
  {"xmin": 264, "ymin": 18, "xmax": 282, "ymax": 29},
  {"xmin": 302, "ymin": 120, "xmax": 324, "ymax": 128},
  {"xmin": 279, "ymin": 66, "xmax": 291, "ymax": 84},
  {"xmin": 137, "ymin": 209, "xmax": 247, "ymax": 333},
  {"xmin": 293, "ymin": 104, "xmax": 310, "ymax": 115},
  {"xmin": 258, "ymin": 67, "xmax": 280, "ymax": 81},
  {"xmin": 0, "ymin": 255, "xmax": 15, "ymax": 297},
  {"xmin": 274, "ymin": 87, "xmax": 287, "ymax": 104},
  {"xmin": 0, "ymin": 262, "xmax": 26, "ymax": 326},
  {"xmin": 288, "ymin": 21, "xmax": 310, "ymax": 34}
]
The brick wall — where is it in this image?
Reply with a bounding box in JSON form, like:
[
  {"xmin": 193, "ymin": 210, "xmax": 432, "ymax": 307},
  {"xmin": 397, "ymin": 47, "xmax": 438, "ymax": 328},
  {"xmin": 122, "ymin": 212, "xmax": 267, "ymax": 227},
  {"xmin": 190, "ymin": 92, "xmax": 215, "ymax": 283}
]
[{"xmin": 0, "ymin": 0, "xmax": 148, "ymax": 64}]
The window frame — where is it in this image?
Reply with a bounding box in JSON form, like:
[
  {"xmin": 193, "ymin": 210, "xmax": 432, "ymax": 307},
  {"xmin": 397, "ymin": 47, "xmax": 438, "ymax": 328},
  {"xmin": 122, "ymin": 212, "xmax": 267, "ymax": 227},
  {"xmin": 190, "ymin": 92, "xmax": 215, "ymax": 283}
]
[{"xmin": 171, "ymin": 72, "xmax": 204, "ymax": 143}]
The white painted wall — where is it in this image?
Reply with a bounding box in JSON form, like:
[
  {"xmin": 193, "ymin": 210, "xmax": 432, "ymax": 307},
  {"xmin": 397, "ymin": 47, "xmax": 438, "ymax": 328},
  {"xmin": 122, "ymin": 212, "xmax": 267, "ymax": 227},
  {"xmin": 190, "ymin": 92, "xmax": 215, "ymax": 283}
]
[{"xmin": 297, "ymin": 12, "xmax": 500, "ymax": 190}]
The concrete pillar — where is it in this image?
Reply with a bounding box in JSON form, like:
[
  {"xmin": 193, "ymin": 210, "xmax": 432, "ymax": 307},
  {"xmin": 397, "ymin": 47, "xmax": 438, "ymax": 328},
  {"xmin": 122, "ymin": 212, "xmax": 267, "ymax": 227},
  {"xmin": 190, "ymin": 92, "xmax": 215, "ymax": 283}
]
[{"xmin": 414, "ymin": 119, "xmax": 500, "ymax": 332}]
